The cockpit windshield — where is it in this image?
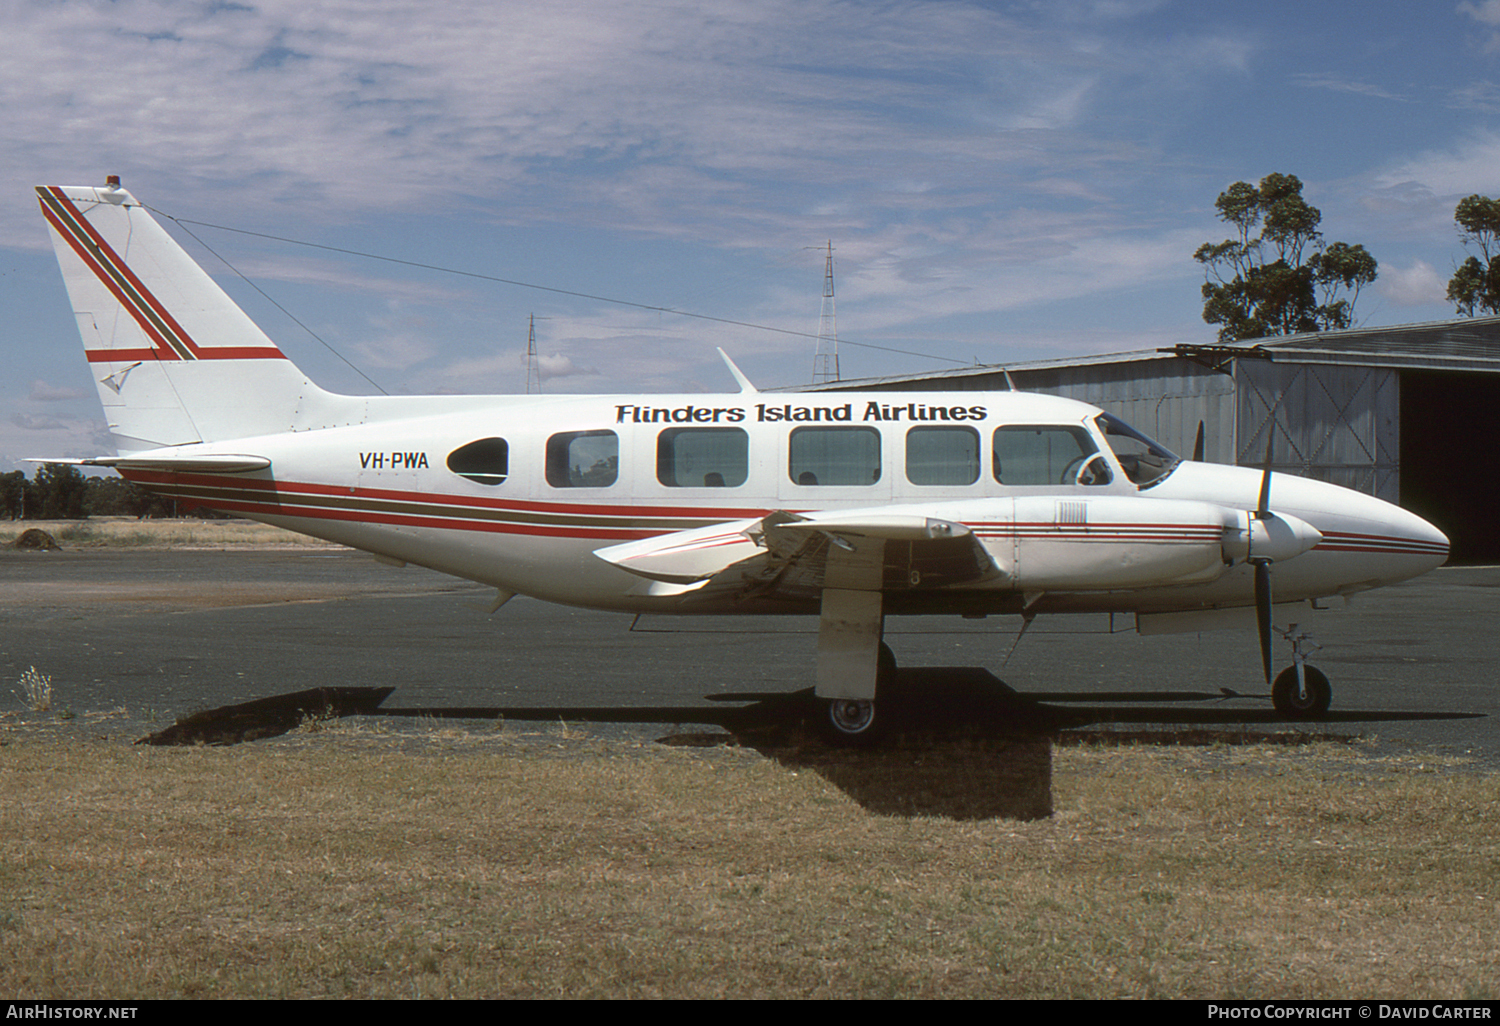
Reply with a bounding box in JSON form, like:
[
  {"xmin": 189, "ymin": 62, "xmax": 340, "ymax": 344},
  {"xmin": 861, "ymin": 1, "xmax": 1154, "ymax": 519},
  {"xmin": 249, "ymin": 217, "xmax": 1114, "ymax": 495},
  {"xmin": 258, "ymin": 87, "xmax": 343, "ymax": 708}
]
[{"xmin": 1096, "ymin": 412, "xmax": 1181, "ymax": 488}]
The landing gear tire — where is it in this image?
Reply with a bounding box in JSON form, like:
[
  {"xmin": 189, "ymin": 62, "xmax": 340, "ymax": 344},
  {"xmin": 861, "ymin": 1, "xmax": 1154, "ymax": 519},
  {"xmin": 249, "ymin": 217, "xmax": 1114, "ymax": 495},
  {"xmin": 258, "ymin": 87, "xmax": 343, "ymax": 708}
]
[
  {"xmin": 819, "ymin": 643, "xmax": 898, "ymax": 746},
  {"xmin": 1271, "ymin": 665, "xmax": 1332, "ymax": 719},
  {"xmin": 825, "ymin": 698, "xmax": 880, "ymax": 743}
]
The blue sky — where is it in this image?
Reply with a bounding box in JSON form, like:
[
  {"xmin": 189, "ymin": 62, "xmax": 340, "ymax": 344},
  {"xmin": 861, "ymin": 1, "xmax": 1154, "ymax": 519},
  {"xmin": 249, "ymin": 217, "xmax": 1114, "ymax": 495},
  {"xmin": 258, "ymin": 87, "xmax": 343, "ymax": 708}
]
[{"xmin": 5, "ymin": 0, "xmax": 1500, "ymax": 471}]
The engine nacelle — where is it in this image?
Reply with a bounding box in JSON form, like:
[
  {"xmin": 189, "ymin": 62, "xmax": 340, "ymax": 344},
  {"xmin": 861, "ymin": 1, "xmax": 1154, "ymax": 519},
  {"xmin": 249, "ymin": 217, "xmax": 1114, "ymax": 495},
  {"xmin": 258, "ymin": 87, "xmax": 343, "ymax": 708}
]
[{"xmin": 980, "ymin": 496, "xmax": 1236, "ymax": 591}]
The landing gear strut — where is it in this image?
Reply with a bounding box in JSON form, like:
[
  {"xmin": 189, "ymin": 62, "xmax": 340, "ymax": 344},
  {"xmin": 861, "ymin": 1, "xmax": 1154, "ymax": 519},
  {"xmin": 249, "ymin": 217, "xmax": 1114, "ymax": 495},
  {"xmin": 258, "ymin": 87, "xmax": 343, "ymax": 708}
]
[{"xmin": 1269, "ymin": 625, "xmax": 1331, "ymax": 719}]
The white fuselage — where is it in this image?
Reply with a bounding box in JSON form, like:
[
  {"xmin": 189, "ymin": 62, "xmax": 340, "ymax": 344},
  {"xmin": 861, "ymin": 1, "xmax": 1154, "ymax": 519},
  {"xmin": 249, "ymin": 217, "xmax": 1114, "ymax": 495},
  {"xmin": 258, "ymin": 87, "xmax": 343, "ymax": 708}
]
[{"xmin": 117, "ymin": 388, "xmax": 1449, "ymax": 620}]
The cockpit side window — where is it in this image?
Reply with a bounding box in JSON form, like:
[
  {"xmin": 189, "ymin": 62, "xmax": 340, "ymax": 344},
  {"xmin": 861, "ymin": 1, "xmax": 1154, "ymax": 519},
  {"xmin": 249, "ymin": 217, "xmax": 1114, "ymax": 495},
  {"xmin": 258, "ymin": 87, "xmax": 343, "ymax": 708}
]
[
  {"xmin": 992, "ymin": 425, "xmax": 1111, "ymax": 486},
  {"xmin": 446, "ymin": 437, "xmax": 509, "ymax": 486},
  {"xmin": 1095, "ymin": 413, "xmax": 1180, "ymax": 488}
]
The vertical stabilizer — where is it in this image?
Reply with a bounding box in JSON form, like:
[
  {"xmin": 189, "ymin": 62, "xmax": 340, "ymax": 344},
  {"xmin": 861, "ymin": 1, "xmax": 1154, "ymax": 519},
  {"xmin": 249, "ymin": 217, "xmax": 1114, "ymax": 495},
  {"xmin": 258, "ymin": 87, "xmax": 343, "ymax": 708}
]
[{"xmin": 38, "ymin": 182, "xmax": 349, "ymax": 453}]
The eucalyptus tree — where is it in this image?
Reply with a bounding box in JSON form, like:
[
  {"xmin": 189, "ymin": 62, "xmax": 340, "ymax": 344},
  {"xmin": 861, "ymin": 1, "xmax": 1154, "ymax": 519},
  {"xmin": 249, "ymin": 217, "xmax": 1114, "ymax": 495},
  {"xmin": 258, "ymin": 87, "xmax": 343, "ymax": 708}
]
[
  {"xmin": 1195, "ymin": 173, "xmax": 1377, "ymax": 342},
  {"xmin": 1446, "ymin": 194, "xmax": 1500, "ymax": 317}
]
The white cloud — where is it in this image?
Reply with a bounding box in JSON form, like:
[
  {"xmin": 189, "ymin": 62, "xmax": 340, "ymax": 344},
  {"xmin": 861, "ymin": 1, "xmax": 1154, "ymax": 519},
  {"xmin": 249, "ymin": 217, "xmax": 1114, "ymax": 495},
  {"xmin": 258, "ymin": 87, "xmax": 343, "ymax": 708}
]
[
  {"xmin": 1449, "ymin": 80, "xmax": 1500, "ymax": 111},
  {"xmin": 1378, "ymin": 260, "xmax": 1448, "ymax": 307},
  {"xmin": 0, "ymin": 0, "xmax": 1251, "ymax": 242},
  {"xmin": 27, "ymin": 380, "xmax": 89, "ymax": 403},
  {"xmin": 1292, "ymin": 73, "xmax": 1406, "ymax": 102},
  {"xmin": 10, "ymin": 412, "xmax": 70, "ymax": 432},
  {"xmin": 1460, "ymin": 0, "xmax": 1500, "ymax": 48},
  {"xmin": 0, "ymin": 0, "xmax": 1337, "ymax": 453},
  {"xmin": 1376, "ymin": 132, "xmax": 1500, "ymax": 199}
]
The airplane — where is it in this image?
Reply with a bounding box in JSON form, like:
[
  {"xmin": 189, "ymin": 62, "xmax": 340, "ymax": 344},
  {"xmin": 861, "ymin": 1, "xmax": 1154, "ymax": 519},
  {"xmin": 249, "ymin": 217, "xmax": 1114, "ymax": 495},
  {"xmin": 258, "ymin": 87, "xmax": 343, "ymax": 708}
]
[{"xmin": 33, "ymin": 178, "xmax": 1451, "ymax": 742}]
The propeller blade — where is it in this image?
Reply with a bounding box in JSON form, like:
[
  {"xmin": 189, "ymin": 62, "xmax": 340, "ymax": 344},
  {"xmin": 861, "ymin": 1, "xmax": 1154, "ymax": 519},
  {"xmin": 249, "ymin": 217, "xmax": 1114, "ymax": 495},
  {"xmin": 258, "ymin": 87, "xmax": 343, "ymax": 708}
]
[
  {"xmin": 1192, "ymin": 420, "xmax": 1205, "ymax": 462},
  {"xmin": 1254, "ymin": 559, "xmax": 1273, "ymax": 685},
  {"xmin": 1256, "ymin": 432, "xmax": 1273, "ymax": 519}
]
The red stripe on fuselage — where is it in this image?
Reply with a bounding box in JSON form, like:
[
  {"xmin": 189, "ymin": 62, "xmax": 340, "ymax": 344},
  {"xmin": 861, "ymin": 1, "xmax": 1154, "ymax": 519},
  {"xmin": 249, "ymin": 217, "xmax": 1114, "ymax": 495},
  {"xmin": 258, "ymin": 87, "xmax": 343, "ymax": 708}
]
[
  {"xmin": 1315, "ymin": 530, "xmax": 1448, "ymax": 556},
  {"xmin": 122, "ymin": 469, "xmax": 774, "ymax": 521},
  {"xmin": 120, "ymin": 469, "xmax": 773, "ymax": 540}
]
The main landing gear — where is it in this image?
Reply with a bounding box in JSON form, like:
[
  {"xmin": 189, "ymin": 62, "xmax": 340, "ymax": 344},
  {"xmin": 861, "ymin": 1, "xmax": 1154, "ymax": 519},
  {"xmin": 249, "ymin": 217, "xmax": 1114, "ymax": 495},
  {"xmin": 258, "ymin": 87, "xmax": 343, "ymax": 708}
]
[
  {"xmin": 1269, "ymin": 625, "xmax": 1331, "ymax": 719},
  {"xmin": 821, "ymin": 642, "xmax": 898, "ymax": 744}
]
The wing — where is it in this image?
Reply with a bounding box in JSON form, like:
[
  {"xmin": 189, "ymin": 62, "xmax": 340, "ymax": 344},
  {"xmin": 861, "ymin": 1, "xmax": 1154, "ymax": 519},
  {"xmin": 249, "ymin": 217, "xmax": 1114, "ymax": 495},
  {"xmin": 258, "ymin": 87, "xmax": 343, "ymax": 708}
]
[
  {"xmin": 594, "ymin": 507, "xmax": 1007, "ymax": 603},
  {"xmin": 596, "ymin": 493, "xmax": 1320, "ymax": 606}
]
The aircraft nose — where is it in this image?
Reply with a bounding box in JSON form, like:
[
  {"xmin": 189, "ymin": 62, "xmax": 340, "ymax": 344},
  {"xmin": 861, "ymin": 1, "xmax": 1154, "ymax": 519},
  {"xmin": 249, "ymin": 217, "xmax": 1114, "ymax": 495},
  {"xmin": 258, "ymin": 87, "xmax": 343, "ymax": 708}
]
[
  {"xmin": 1316, "ymin": 499, "xmax": 1450, "ymax": 571},
  {"xmin": 1157, "ymin": 461, "xmax": 1450, "ymax": 585}
]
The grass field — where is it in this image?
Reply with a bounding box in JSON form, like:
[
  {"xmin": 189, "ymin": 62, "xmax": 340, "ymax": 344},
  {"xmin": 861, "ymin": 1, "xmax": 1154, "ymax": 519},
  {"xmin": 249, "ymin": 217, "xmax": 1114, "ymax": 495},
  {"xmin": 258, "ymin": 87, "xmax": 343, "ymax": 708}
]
[
  {"xmin": 0, "ymin": 718, "xmax": 1494, "ymax": 1000},
  {"xmin": 2, "ymin": 517, "xmax": 339, "ymax": 549}
]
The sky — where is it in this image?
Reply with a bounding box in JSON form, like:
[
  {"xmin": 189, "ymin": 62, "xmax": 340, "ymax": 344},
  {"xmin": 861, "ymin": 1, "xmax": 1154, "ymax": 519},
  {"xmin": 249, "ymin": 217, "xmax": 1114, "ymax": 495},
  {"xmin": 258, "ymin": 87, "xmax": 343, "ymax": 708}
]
[{"xmin": 6, "ymin": 0, "xmax": 1500, "ymax": 471}]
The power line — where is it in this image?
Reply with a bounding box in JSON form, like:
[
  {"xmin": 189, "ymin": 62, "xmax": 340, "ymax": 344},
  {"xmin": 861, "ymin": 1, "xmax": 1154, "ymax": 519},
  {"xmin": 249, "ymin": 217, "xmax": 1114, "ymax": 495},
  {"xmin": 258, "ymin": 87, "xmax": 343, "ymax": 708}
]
[
  {"xmin": 153, "ymin": 210, "xmax": 972, "ymax": 367},
  {"xmin": 155, "ymin": 209, "xmax": 389, "ymax": 394}
]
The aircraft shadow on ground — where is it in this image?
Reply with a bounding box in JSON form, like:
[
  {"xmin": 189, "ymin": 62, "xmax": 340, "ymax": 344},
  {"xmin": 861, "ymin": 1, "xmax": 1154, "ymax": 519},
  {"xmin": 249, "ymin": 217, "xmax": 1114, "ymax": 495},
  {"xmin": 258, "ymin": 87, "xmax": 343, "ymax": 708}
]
[{"xmin": 136, "ymin": 669, "xmax": 1482, "ymax": 821}]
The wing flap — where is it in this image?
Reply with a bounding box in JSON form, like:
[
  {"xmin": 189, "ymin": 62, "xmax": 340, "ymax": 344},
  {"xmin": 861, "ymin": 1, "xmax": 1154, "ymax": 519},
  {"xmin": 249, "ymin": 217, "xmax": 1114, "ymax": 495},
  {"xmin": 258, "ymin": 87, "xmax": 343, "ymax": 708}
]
[
  {"xmin": 595, "ymin": 508, "xmax": 1006, "ymax": 599},
  {"xmin": 595, "ymin": 518, "xmax": 764, "ymax": 584}
]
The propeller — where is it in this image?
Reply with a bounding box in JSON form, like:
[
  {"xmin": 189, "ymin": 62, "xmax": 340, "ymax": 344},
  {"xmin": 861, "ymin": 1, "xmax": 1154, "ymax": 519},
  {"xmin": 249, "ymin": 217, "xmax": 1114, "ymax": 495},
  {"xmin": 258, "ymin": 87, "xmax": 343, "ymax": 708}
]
[
  {"xmin": 1192, "ymin": 420, "xmax": 1206, "ymax": 462},
  {"xmin": 1249, "ymin": 433, "xmax": 1276, "ymax": 684},
  {"xmin": 1253, "ymin": 556, "xmax": 1273, "ymax": 684},
  {"xmin": 1216, "ymin": 431, "xmax": 1321, "ymax": 686}
]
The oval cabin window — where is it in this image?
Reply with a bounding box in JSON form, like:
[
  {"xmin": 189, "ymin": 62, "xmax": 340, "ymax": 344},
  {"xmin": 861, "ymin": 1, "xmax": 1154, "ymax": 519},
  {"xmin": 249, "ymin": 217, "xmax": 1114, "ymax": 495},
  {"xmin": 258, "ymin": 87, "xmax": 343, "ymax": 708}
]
[{"xmin": 446, "ymin": 437, "xmax": 509, "ymax": 486}]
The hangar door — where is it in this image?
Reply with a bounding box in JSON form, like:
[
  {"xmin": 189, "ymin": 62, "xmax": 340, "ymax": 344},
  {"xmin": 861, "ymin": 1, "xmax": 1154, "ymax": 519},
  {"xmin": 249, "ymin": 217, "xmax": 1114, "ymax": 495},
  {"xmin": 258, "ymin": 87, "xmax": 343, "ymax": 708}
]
[
  {"xmin": 1399, "ymin": 370, "xmax": 1500, "ymax": 563},
  {"xmin": 1234, "ymin": 361, "xmax": 1399, "ymax": 503}
]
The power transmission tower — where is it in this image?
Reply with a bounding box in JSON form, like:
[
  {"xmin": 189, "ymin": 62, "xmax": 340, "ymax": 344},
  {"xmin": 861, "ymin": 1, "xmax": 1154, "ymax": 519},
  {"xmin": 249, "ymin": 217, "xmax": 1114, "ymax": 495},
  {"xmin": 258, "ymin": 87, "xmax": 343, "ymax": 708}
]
[
  {"xmin": 525, "ymin": 313, "xmax": 541, "ymax": 394},
  {"xmin": 812, "ymin": 241, "xmax": 840, "ymax": 384}
]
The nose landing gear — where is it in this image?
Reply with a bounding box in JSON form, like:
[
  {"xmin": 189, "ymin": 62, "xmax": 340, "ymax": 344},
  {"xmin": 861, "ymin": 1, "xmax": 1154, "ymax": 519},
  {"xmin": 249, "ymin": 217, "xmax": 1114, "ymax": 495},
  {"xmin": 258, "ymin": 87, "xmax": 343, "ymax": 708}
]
[{"xmin": 1269, "ymin": 625, "xmax": 1331, "ymax": 719}]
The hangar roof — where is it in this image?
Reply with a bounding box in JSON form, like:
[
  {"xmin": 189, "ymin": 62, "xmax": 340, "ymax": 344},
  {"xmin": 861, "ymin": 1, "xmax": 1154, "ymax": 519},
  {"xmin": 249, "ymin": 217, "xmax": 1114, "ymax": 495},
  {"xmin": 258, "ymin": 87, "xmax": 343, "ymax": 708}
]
[
  {"xmin": 1170, "ymin": 314, "xmax": 1500, "ymax": 373},
  {"xmin": 792, "ymin": 314, "xmax": 1500, "ymax": 393},
  {"xmin": 792, "ymin": 349, "xmax": 1177, "ymax": 393}
]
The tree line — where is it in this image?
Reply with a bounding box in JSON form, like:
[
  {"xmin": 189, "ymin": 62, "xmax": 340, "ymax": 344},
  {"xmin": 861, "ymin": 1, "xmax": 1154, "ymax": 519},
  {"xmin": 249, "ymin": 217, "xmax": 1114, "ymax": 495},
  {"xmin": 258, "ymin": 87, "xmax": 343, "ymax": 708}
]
[
  {"xmin": 0, "ymin": 464, "xmax": 222, "ymax": 521},
  {"xmin": 1195, "ymin": 172, "xmax": 1500, "ymax": 342}
]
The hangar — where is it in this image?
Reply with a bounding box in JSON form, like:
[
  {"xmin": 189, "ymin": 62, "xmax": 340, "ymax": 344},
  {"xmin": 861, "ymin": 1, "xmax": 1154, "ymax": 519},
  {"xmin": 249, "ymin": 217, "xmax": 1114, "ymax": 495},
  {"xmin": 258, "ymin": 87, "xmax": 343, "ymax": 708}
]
[{"xmin": 802, "ymin": 315, "xmax": 1500, "ymax": 562}]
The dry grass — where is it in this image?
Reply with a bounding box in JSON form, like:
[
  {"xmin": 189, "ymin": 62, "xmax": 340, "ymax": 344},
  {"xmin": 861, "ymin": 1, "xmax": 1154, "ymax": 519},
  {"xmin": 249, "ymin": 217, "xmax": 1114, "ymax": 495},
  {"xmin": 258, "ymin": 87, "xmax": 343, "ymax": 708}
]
[
  {"xmin": 0, "ymin": 725, "xmax": 1494, "ymax": 999},
  {"xmin": 0, "ymin": 518, "xmax": 339, "ymax": 550},
  {"xmin": 13, "ymin": 667, "xmax": 52, "ymax": 712}
]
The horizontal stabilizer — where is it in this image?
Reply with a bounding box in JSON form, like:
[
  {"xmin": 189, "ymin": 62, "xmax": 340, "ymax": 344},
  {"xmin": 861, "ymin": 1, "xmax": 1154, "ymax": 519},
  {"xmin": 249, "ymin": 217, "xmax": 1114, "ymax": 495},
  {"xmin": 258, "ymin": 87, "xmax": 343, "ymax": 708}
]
[{"xmin": 27, "ymin": 453, "xmax": 271, "ymax": 474}]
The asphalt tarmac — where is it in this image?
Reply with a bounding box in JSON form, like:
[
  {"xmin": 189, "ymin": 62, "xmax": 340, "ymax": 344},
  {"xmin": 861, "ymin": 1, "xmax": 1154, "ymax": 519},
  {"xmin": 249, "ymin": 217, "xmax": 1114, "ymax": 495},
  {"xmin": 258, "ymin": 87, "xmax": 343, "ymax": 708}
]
[{"xmin": 2, "ymin": 546, "xmax": 1495, "ymax": 764}]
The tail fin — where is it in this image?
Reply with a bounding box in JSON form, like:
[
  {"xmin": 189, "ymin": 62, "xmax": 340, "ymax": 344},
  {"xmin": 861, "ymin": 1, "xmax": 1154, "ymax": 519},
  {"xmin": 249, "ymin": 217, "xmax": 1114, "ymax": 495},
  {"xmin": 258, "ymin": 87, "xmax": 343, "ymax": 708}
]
[{"xmin": 38, "ymin": 182, "xmax": 347, "ymax": 454}]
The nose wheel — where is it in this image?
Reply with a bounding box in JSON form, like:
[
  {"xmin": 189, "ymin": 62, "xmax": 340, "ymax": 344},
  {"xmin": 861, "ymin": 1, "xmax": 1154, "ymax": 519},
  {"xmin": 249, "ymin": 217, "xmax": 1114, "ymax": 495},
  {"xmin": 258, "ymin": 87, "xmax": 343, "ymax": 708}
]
[{"xmin": 1269, "ymin": 625, "xmax": 1331, "ymax": 719}]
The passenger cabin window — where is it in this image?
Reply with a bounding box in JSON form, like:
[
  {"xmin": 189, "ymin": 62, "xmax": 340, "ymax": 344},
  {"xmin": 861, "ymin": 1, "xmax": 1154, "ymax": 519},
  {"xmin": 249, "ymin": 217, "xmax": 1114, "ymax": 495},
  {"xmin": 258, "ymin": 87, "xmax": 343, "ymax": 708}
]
[
  {"xmin": 1096, "ymin": 413, "xmax": 1179, "ymax": 487},
  {"xmin": 906, "ymin": 426, "xmax": 979, "ymax": 486},
  {"xmin": 657, "ymin": 427, "xmax": 748, "ymax": 487},
  {"xmin": 992, "ymin": 425, "xmax": 1111, "ymax": 486},
  {"xmin": 546, "ymin": 430, "xmax": 619, "ymax": 488},
  {"xmin": 789, "ymin": 426, "xmax": 881, "ymax": 486},
  {"xmin": 446, "ymin": 437, "xmax": 509, "ymax": 486}
]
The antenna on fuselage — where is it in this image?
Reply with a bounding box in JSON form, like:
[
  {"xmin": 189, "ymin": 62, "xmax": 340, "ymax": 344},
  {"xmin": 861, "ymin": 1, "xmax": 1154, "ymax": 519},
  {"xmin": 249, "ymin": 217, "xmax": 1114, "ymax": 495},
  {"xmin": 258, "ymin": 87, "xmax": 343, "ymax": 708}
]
[{"xmin": 718, "ymin": 348, "xmax": 759, "ymax": 394}]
